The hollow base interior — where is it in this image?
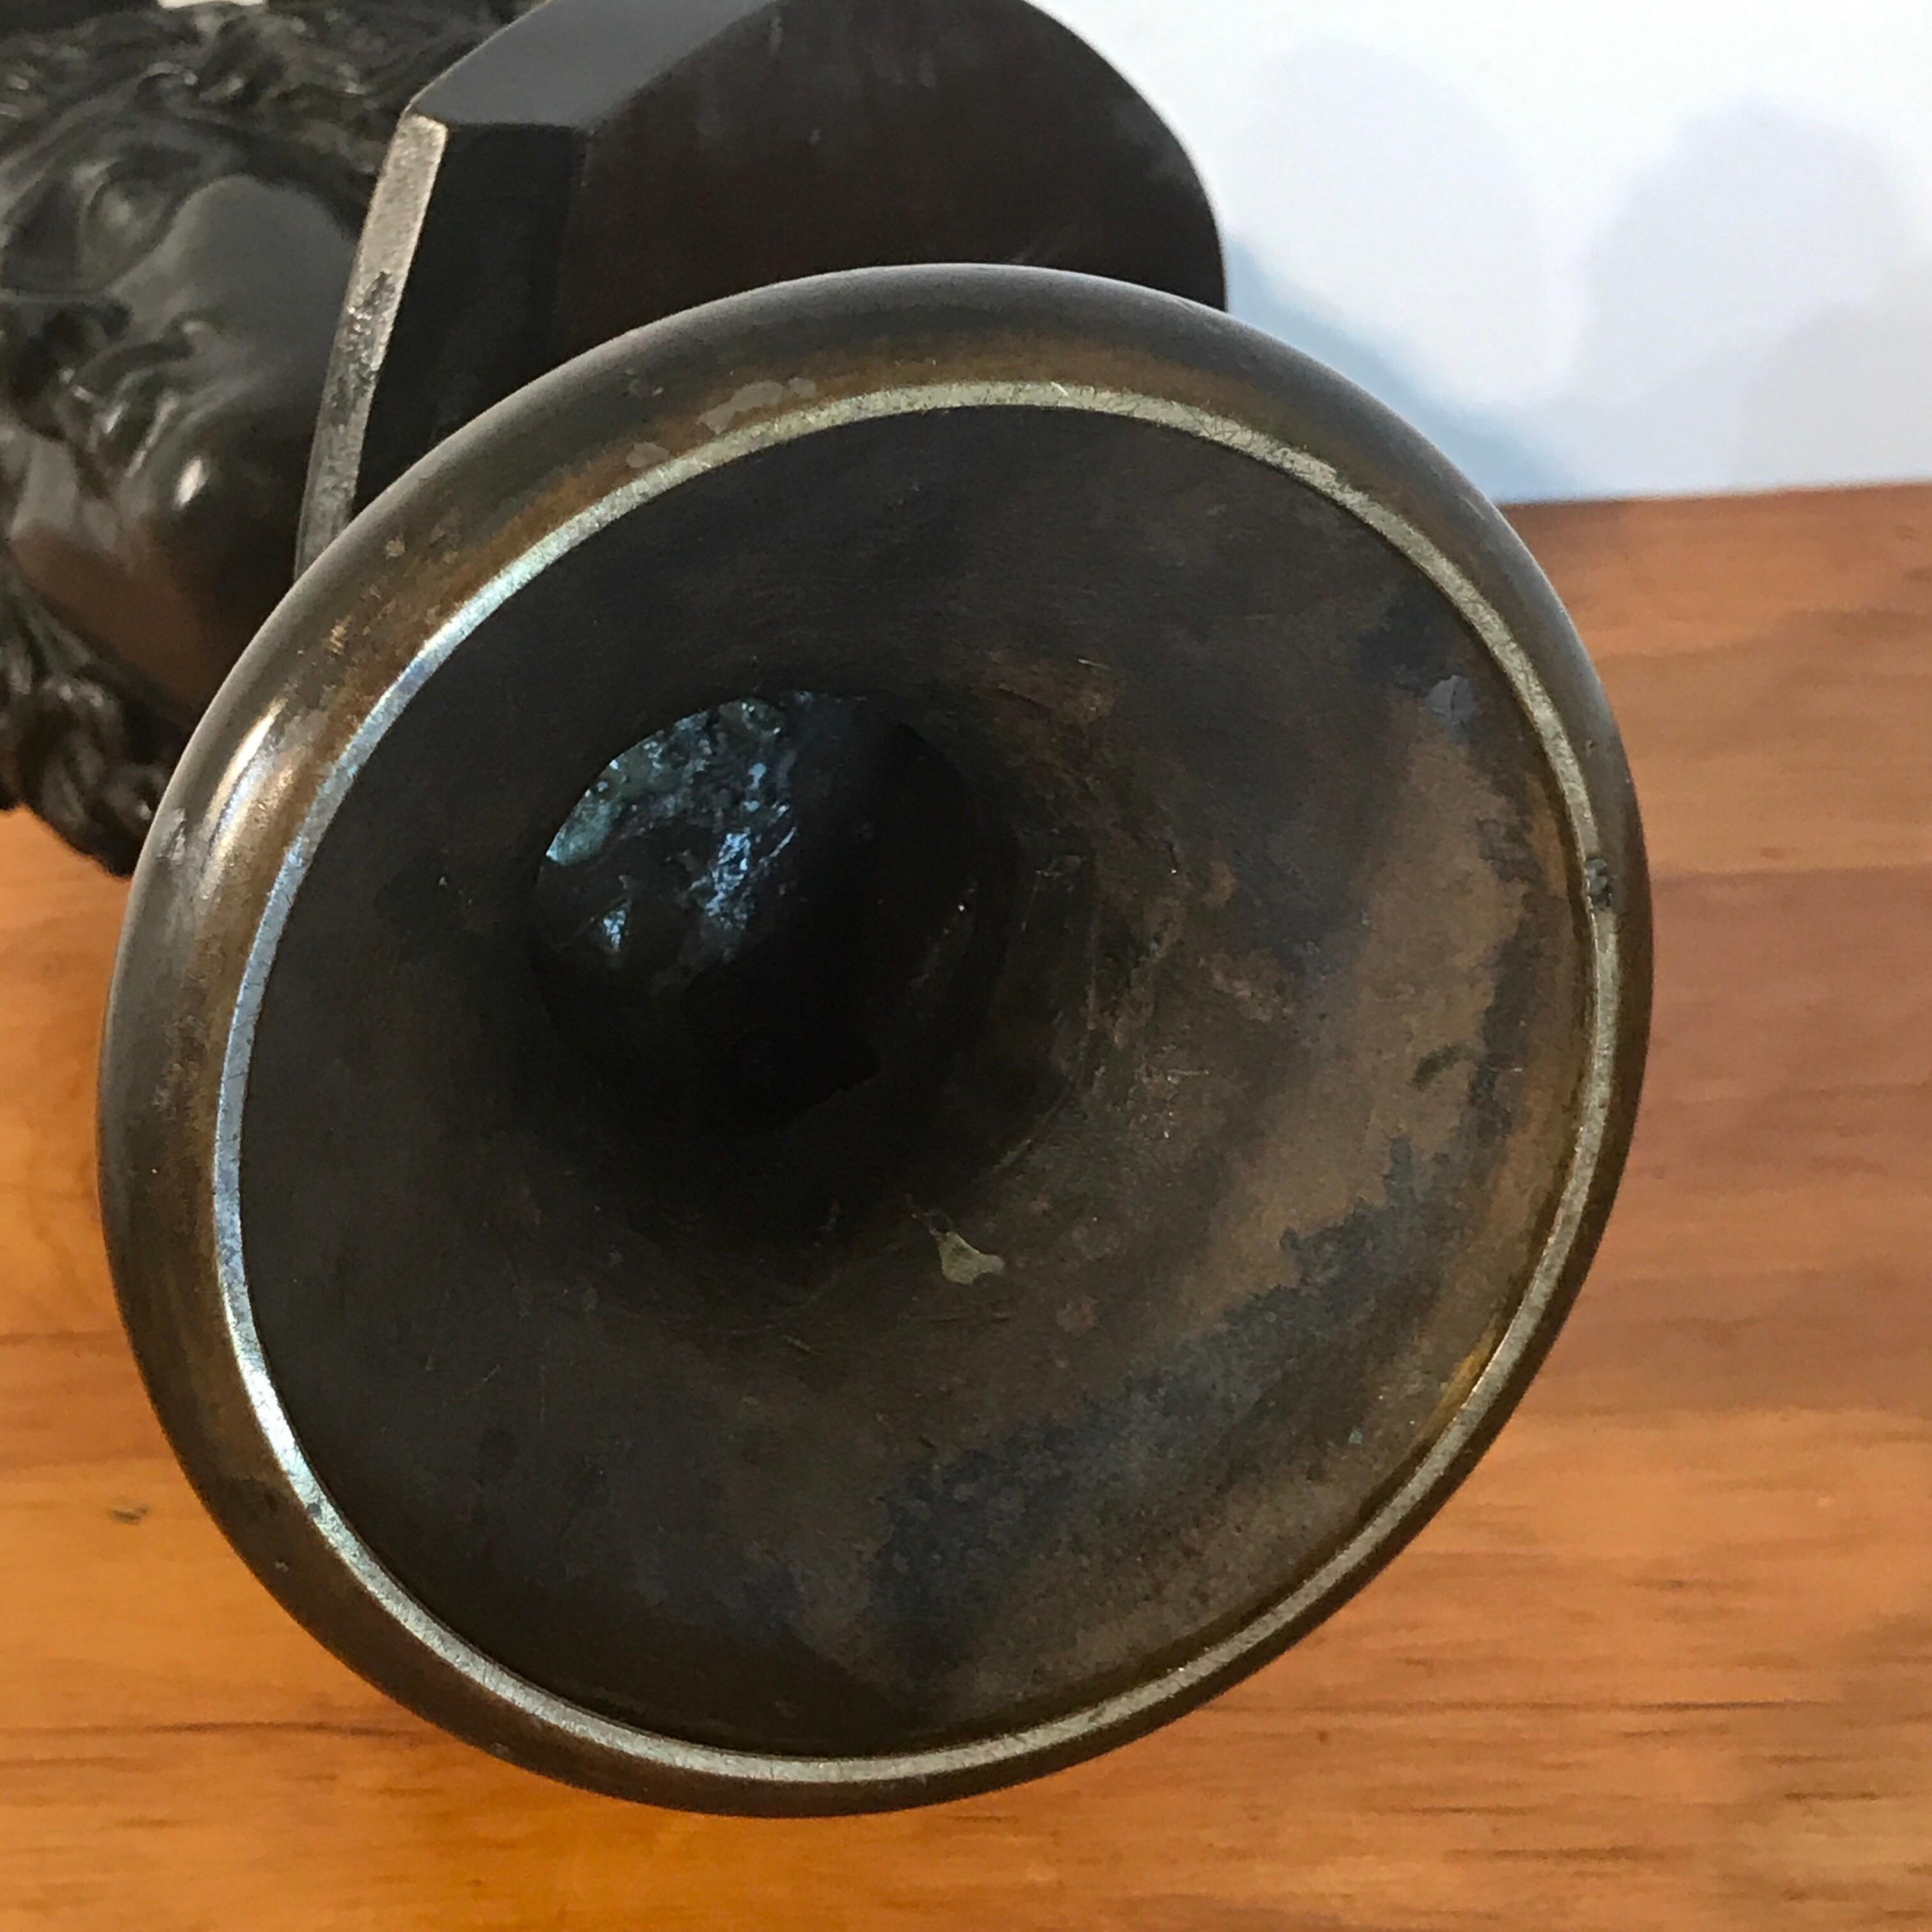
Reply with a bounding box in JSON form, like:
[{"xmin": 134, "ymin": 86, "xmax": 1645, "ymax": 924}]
[
  {"xmin": 531, "ymin": 693, "xmax": 1045, "ymax": 1241},
  {"xmin": 236, "ymin": 405, "xmax": 1590, "ymax": 1756}
]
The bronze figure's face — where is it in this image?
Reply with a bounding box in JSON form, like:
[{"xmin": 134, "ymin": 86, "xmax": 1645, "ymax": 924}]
[{"xmin": 0, "ymin": 94, "xmax": 357, "ymax": 718}]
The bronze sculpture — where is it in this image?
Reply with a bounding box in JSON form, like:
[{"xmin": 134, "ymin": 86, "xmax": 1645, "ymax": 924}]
[
  {"xmin": 13, "ymin": 0, "xmax": 1648, "ymax": 1811},
  {"xmin": 0, "ymin": 0, "xmax": 526, "ymax": 866}
]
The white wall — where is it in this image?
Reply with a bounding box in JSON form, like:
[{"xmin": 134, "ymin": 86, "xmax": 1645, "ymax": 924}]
[
  {"xmin": 164, "ymin": 0, "xmax": 1932, "ymax": 502},
  {"xmin": 1045, "ymin": 0, "xmax": 1932, "ymax": 503}
]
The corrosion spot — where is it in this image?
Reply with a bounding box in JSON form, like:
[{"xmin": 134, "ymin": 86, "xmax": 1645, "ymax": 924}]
[{"xmin": 933, "ymin": 1228, "xmax": 1006, "ymax": 1286}]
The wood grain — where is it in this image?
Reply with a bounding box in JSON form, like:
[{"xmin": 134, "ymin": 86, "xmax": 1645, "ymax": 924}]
[{"xmin": 3, "ymin": 484, "xmax": 1929, "ymax": 1927}]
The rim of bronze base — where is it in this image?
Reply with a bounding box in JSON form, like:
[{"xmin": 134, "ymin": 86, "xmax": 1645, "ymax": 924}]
[{"xmin": 100, "ymin": 264, "xmax": 1650, "ymax": 1814}]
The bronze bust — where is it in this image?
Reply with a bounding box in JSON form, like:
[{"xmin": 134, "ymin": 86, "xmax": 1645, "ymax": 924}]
[
  {"xmin": 0, "ymin": 0, "xmax": 525, "ymax": 868},
  {"xmin": 14, "ymin": 0, "xmax": 1647, "ymax": 1813}
]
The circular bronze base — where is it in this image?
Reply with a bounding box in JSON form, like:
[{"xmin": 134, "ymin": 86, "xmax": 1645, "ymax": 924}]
[{"xmin": 102, "ymin": 266, "xmax": 1648, "ymax": 1811}]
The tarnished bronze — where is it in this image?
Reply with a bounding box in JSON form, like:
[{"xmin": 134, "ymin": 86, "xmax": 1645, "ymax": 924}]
[
  {"xmin": 102, "ymin": 266, "xmax": 1649, "ymax": 1809},
  {"xmin": 72, "ymin": 0, "xmax": 1648, "ymax": 1812},
  {"xmin": 297, "ymin": 0, "xmax": 1224, "ymax": 564}
]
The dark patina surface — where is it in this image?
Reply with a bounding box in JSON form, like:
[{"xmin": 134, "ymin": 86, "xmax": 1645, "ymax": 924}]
[
  {"xmin": 101, "ymin": 266, "xmax": 1650, "ymax": 1809},
  {"xmin": 300, "ymin": 0, "xmax": 1225, "ymax": 562}
]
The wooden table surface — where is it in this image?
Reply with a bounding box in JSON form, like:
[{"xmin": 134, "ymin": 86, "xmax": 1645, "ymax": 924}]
[{"xmin": 4, "ymin": 484, "xmax": 1929, "ymax": 1928}]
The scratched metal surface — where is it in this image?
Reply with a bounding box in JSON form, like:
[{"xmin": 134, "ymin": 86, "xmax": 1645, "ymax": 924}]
[
  {"xmin": 100, "ymin": 268, "xmax": 1643, "ymax": 1808},
  {"xmin": 240, "ymin": 406, "xmax": 1585, "ymax": 1746}
]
